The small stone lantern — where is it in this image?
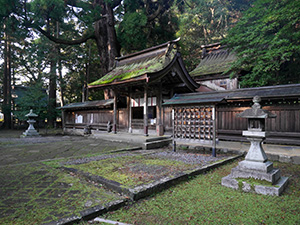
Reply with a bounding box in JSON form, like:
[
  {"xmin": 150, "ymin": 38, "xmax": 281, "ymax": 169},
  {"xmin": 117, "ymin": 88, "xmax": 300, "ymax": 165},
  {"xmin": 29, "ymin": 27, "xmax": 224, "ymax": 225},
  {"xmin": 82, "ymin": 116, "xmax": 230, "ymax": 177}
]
[
  {"xmin": 221, "ymin": 96, "xmax": 288, "ymax": 196},
  {"xmin": 238, "ymin": 95, "xmax": 276, "ymax": 168},
  {"xmin": 22, "ymin": 109, "xmax": 40, "ymax": 137}
]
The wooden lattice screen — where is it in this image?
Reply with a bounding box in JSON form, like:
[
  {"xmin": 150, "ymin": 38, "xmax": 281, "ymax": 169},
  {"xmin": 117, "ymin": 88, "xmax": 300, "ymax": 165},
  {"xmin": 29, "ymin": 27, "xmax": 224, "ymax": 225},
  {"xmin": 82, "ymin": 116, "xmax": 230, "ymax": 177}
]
[{"xmin": 173, "ymin": 106, "xmax": 214, "ymax": 140}]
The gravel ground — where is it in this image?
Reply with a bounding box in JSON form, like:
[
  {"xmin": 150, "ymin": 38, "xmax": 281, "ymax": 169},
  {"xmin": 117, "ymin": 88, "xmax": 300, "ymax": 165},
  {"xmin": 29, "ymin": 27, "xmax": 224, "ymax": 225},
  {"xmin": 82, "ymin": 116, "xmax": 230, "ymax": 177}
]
[
  {"xmin": 152, "ymin": 151, "xmax": 230, "ymax": 165},
  {"xmin": 61, "ymin": 153, "xmax": 134, "ymax": 165}
]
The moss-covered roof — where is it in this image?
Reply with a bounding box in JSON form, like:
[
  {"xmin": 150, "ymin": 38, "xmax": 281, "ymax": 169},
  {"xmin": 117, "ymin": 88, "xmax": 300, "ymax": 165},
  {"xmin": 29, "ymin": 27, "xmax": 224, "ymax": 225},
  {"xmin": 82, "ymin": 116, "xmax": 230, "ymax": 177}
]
[
  {"xmin": 89, "ymin": 41, "xmax": 178, "ymax": 87},
  {"xmin": 190, "ymin": 44, "xmax": 236, "ymax": 77},
  {"xmin": 58, "ymin": 99, "xmax": 113, "ymax": 110}
]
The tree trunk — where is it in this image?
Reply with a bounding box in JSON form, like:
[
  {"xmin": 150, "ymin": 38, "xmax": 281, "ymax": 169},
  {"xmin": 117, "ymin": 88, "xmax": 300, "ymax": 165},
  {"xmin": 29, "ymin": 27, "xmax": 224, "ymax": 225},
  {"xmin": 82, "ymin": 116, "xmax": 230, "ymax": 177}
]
[
  {"xmin": 93, "ymin": 1, "xmax": 120, "ymax": 74},
  {"xmin": 48, "ymin": 45, "xmax": 57, "ymax": 128},
  {"xmin": 3, "ymin": 31, "xmax": 12, "ymax": 129}
]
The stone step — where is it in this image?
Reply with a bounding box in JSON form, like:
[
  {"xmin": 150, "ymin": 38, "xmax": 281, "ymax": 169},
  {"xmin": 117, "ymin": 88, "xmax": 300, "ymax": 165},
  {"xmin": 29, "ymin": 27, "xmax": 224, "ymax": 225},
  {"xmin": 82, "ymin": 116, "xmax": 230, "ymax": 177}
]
[
  {"xmin": 230, "ymin": 166, "xmax": 281, "ymax": 184},
  {"xmin": 144, "ymin": 138, "xmax": 172, "ymax": 150},
  {"xmin": 145, "ymin": 136, "xmax": 172, "ymax": 143}
]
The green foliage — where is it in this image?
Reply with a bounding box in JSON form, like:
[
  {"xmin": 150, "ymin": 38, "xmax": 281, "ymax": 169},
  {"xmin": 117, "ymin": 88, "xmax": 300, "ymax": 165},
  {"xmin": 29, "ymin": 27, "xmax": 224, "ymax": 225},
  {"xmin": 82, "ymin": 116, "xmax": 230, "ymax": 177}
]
[
  {"xmin": 117, "ymin": 0, "xmax": 178, "ymax": 54},
  {"xmin": 14, "ymin": 83, "xmax": 48, "ymax": 121},
  {"xmin": 30, "ymin": 0, "xmax": 66, "ymax": 24},
  {"xmin": 225, "ymin": 0, "xmax": 300, "ymax": 87},
  {"xmin": 175, "ymin": 0, "xmax": 251, "ymax": 71},
  {"xmin": 117, "ymin": 11, "xmax": 148, "ymax": 52}
]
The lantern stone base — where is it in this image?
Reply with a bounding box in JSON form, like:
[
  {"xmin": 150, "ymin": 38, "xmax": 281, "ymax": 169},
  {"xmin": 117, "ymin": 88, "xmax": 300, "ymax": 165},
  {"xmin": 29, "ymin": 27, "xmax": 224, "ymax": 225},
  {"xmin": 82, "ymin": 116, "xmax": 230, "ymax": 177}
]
[
  {"xmin": 21, "ymin": 129, "xmax": 40, "ymax": 138},
  {"xmin": 221, "ymin": 174, "xmax": 289, "ymax": 196}
]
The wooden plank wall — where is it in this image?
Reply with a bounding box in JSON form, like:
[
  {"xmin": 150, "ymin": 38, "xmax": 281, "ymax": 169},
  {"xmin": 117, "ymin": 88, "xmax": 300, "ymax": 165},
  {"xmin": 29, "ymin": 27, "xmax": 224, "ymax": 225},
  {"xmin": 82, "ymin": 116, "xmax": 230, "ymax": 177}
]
[{"xmin": 217, "ymin": 103, "xmax": 300, "ymax": 145}]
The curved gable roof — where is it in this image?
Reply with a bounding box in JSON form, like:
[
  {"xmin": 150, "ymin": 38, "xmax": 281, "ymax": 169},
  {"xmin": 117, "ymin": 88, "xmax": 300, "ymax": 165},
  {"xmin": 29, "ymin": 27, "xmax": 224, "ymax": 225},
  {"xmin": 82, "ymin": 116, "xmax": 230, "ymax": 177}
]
[{"xmin": 88, "ymin": 39, "xmax": 199, "ymax": 92}]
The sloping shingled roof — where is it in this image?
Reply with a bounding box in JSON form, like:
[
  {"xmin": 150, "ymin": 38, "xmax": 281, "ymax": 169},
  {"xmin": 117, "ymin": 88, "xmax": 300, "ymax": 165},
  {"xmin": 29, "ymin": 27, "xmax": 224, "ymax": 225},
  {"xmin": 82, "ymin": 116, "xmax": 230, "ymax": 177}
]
[
  {"xmin": 163, "ymin": 84, "xmax": 300, "ymax": 105},
  {"xmin": 190, "ymin": 43, "xmax": 236, "ymax": 77},
  {"xmin": 89, "ymin": 39, "xmax": 179, "ymax": 87},
  {"xmin": 59, "ymin": 99, "xmax": 113, "ymax": 110}
]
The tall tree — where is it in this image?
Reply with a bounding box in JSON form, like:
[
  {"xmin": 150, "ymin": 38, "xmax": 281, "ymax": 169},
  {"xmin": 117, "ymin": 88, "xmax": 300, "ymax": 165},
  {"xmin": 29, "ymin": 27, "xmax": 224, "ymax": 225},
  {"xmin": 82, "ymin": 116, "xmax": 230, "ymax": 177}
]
[
  {"xmin": 225, "ymin": 0, "xmax": 300, "ymax": 87},
  {"xmin": 0, "ymin": 0, "xmax": 27, "ymax": 128},
  {"xmin": 175, "ymin": 0, "xmax": 253, "ymax": 71},
  {"xmin": 3, "ymin": 26, "xmax": 12, "ymax": 128},
  {"xmin": 27, "ymin": 0, "xmax": 177, "ymax": 74}
]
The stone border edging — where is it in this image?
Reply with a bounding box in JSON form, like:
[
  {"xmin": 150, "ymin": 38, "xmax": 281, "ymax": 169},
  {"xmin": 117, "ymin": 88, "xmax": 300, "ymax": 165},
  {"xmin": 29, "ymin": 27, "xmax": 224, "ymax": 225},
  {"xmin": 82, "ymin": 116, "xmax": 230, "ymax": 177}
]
[
  {"xmin": 46, "ymin": 153, "xmax": 243, "ymax": 225},
  {"xmin": 42, "ymin": 199, "xmax": 129, "ymax": 225},
  {"xmin": 109, "ymin": 146, "xmax": 142, "ymax": 153}
]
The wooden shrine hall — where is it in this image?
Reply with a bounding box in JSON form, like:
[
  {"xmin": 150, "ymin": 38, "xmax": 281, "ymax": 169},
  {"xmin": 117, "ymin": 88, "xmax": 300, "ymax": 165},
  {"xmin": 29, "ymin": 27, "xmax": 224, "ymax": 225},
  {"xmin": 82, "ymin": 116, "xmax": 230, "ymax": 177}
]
[{"xmin": 87, "ymin": 39, "xmax": 199, "ymax": 136}]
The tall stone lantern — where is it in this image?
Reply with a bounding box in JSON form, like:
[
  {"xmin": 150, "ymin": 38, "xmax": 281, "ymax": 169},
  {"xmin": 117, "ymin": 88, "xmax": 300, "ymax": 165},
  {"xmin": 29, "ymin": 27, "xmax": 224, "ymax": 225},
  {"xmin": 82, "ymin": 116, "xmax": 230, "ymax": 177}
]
[
  {"xmin": 22, "ymin": 109, "xmax": 40, "ymax": 137},
  {"xmin": 222, "ymin": 96, "xmax": 288, "ymax": 196}
]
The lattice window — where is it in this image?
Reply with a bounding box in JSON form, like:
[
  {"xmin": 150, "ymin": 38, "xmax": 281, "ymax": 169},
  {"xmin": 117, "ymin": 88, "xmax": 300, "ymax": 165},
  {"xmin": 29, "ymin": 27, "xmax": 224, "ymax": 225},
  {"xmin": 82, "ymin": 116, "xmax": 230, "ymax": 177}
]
[{"xmin": 173, "ymin": 106, "xmax": 214, "ymax": 141}]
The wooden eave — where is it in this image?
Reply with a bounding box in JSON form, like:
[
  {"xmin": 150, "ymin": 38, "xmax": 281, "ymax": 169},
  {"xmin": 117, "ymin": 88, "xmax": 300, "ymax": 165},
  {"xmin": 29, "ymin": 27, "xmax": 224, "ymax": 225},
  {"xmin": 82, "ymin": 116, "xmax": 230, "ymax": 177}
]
[
  {"xmin": 163, "ymin": 84, "xmax": 300, "ymax": 106},
  {"xmin": 88, "ymin": 52, "xmax": 199, "ymax": 93}
]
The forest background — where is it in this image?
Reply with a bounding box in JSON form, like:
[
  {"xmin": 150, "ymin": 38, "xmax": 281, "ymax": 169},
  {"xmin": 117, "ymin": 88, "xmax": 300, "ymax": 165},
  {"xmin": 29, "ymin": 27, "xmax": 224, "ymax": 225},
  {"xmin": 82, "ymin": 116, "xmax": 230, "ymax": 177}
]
[{"xmin": 1, "ymin": 0, "xmax": 300, "ymax": 128}]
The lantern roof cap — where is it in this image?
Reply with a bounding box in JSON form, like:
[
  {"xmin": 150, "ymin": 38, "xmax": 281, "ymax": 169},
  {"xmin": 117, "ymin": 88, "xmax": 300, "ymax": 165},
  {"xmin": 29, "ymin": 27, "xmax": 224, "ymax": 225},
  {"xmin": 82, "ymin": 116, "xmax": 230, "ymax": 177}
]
[
  {"xmin": 237, "ymin": 96, "xmax": 276, "ymax": 119},
  {"xmin": 25, "ymin": 109, "xmax": 38, "ymax": 118}
]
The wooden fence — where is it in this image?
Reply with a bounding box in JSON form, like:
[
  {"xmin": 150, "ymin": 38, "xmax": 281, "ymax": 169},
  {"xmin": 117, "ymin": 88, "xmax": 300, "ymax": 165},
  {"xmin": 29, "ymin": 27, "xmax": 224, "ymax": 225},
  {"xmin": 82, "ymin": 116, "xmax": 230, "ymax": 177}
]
[{"xmin": 217, "ymin": 103, "xmax": 300, "ymax": 145}]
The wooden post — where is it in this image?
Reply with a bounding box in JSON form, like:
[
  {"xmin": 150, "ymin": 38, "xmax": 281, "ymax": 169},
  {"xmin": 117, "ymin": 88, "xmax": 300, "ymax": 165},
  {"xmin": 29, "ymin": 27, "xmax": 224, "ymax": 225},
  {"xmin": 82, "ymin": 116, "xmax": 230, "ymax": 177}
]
[
  {"xmin": 128, "ymin": 88, "xmax": 132, "ymax": 133},
  {"xmin": 212, "ymin": 105, "xmax": 216, "ymax": 157},
  {"xmin": 113, "ymin": 90, "xmax": 117, "ymax": 134},
  {"xmin": 156, "ymin": 82, "xmax": 163, "ymax": 136},
  {"xmin": 144, "ymin": 85, "xmax": 148, "ymax": 136}
]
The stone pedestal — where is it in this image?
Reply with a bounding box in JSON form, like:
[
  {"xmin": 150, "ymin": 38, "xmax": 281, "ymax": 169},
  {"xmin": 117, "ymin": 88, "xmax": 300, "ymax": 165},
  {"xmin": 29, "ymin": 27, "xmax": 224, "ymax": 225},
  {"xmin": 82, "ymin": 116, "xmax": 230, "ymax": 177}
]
[
  {"xmin": 222, "ymin": 132, "xmax": 288, "ymax": 196},
  {"xmin": 221, "ymin": 96, "xmax": 288, "ymax": 196}
]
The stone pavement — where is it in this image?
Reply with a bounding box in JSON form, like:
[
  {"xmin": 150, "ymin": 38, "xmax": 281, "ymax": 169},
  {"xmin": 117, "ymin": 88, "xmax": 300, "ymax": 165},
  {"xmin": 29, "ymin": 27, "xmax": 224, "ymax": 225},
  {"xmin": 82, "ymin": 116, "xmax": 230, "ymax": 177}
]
[
  {"xmin": 0, "ymin": 131, "xmax": 138, "ymax": 224},
  {"xmin": 0, "ymin": 129, "xmax": 238, "ymax": 224}
]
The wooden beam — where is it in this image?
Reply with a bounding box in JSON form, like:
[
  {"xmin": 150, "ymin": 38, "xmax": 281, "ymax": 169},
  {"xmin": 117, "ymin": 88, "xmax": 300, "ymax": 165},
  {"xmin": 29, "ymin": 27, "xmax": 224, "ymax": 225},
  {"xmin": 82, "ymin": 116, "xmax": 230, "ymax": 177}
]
[
  {"xmin": 144, "ymin": 85, "xmax": 149, "ymax": 136},
  {"xmin": 113, "ymin": 90, "xmax": 117, "ymax": 134},
  {"xmin": 128, "ymin": 87, "xmax": 132, "ymax": 133},
  {"xmin": 156, "ymin": 82, "xmax": 163, "ymax": 136}
]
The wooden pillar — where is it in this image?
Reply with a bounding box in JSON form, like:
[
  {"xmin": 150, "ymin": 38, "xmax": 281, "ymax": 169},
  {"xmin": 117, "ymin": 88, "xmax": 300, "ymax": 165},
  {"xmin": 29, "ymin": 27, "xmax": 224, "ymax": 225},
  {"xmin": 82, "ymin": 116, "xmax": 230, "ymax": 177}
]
[
  {"xmin": 156, "ymin": 82, "xmax": 163, "ymax": 136},
  {"xmin": 144, "ymin": 85, "xmax": 148, "ymax": 136},
  {"xmin": 62, "ymin": 110, "xmax": 66, "ymax": 131},
  {"xmin": 128, "ymin": 88, "xmax": 132, "ymax": 133},
  {"xmin": 113, "ymin": 90, "xmax": 117, "ymax": 134},
  {"xmin": 212, "ymin": 105, "xmax": 217, "ymax": 157}
]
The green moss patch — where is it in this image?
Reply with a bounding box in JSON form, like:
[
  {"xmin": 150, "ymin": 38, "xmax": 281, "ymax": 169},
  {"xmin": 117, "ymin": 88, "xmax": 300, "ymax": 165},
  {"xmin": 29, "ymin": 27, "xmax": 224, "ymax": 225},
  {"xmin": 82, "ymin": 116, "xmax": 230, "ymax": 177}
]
[
  {"xmin": 236, "ymin": 177, "xmax": 274, "ymax": 187},
  {"xmin": 89, "ymin": 49, "xmax": 176, "ymax": 86},
  {"xmin": 0, "ymin": 163, "xmax": 123, "ymax": 225},
  {"xmin": 64, "ymin": 154, "xmax": 197, "ymax": 188}
]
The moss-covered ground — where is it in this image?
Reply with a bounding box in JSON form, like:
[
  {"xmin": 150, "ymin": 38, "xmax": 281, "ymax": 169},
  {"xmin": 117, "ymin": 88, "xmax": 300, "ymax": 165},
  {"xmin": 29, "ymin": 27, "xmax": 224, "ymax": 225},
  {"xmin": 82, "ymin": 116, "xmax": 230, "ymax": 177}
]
[
  {"xmin": 65, "ymin": 154, "xmax": 196, "ymax": 187},
  {"xmin": 0, "ymin": 130, "xmax": 135, "ymax": 224},
  {"xmin": 1, "ymin": 129, "xmax": 299, "ymax": 225},
  {"xmin": 0, "ymin": 162, "xmax": 124, "ymax": 225},
  {"xmin": 94, "ymin": 160, "xmax": 300, "ymax": 225}
]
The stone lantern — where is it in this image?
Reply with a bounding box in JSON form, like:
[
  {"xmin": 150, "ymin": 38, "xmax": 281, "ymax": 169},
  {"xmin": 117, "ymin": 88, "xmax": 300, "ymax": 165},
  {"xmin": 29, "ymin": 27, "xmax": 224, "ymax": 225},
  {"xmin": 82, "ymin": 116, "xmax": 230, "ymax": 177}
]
[
  {"xmin": 221, "ymin": 96, "xmax": 288, "ymax": 196},
  {"xmin": 22, "ymin": 109, "xmax": 40, "ymax": 137}
]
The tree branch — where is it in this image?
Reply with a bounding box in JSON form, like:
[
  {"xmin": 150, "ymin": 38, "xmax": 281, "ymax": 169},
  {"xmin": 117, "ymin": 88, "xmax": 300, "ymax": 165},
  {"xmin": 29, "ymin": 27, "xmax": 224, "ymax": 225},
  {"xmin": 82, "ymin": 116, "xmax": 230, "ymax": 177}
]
[
  {"xmin": 32, "ymin": 24, "xmax": 96, "ymax": 45},
  {"xmin": 147, "ymin": 3, "xmax": 163, "ymax": 22}
]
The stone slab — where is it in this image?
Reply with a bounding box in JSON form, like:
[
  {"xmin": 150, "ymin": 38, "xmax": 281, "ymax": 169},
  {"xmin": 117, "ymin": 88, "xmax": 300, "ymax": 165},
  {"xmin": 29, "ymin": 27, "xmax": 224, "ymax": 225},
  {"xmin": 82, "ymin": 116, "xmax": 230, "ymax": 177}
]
[
  {"xmin": 279, "ymin": 155, "xmax": 292, "ymax": 163},
  {"xmin": 144, "ymin": 138, "xmax": 172, "ymax": 150},
  {"xmin": 238, "ymin": 160, "xmax": 273, "ymax": 173},
  {"xmin": 243, "ymin": 131, "xmax": 266, "ymax": 137},
  {"xmin": 221, "ymin": 175, "xmax": 289, "ymax": 196},
  {"xmin": 292, "ymin": 156, "xmax": 300, "ymax": 165},
  {"xmin": 231, "ymin": 166, "xmax": 281, "ymax": 184}
]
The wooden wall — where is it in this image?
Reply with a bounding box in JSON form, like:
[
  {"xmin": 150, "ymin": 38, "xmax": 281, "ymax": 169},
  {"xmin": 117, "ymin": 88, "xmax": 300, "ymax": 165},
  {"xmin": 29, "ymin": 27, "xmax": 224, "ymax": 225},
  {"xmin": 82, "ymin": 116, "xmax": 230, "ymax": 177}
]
[
  {"xmin": 217, "ymin": 103, "xmax": 300, "ymax": 145},
  {"xmin": 63, "ymin": 107, "xmax": 173, "ymax": 133}
]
